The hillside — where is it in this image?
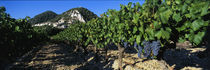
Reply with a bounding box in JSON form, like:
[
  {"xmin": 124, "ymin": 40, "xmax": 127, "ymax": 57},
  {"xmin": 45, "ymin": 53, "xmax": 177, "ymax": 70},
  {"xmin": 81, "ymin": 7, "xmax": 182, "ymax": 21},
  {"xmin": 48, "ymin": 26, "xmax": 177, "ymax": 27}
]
[
  {"xmin": 50, "ymin": 7, "xmax": 98, "ymax": 22},
  {"xmin": 28, "ymin": 11, "xmax": 58, "ymax": 24},
  {"xmin": 32, "ymin": 7, "xmax": 98, "ymax": 28}
]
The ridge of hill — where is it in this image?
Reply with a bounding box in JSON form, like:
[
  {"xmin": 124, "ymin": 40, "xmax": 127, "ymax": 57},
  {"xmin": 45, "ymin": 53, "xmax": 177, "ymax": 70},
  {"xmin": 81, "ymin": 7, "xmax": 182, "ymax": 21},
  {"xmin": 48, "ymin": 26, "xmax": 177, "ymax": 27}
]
[
  {"xmin": 32, "ymin": 7, "xmax": 98, "ymax": 28},
  {"xmin": 29, "ymin": 11, "xmax": 58, "ymax": 24}
]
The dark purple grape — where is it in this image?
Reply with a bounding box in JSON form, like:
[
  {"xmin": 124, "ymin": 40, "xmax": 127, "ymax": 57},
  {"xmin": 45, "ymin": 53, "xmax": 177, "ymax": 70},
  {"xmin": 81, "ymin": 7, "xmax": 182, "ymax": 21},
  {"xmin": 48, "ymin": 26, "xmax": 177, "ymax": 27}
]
[
  {"xmin": 143, "ymin": 46, "xmax": 151, "ymax": 58},
  {"xmin": 151, "ymin": 40, "xmax": 161, "ymax": 56},
  {"xmin": 143, "ymin": 41, "xmax": 151, "ymax": 58},
  {"xmin": 134, "ymin": 42, "xmax": 137, "ymax": 48},
  {"xmin": 137, "ymin": 45, "xmax": 142, "ymax": 58},
  {"xmin": 135, "ymin": 40, "xmax": 161, "ymax": 59},
  {"xmin": 123, "ymin": 42, "xmax": 128, "ymax": 48}
]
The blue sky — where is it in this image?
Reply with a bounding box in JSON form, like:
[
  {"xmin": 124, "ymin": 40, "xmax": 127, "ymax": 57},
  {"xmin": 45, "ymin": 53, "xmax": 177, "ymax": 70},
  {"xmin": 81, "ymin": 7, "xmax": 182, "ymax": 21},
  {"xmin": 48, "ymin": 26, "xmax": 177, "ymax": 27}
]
[{"xmin": 0, "ymin": 1, "xmax": 145, "ymax": 19}]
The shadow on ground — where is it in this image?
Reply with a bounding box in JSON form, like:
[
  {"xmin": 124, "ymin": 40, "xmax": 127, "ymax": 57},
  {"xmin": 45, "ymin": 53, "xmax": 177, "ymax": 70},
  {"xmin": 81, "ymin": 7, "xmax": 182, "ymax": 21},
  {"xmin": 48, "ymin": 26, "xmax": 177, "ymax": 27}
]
[
  {"xmin": 163, "ymin": 48, "xmax": 210, "ymax": 70},
  {"xmin": 10, "ymin": 43, "xmax": 88, "ymax": 70}
]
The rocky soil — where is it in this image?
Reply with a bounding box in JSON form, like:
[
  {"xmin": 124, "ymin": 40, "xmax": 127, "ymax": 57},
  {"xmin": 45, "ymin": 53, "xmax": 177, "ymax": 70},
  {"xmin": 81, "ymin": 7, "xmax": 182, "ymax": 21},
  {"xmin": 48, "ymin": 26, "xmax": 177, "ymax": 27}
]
[
  {"xmin": 7, "ymin": 43, "xmax": 209, "ymax": 70},
  {"xmin": 163, "ymin": 47, "xmax": 209, "ymax": 70}
]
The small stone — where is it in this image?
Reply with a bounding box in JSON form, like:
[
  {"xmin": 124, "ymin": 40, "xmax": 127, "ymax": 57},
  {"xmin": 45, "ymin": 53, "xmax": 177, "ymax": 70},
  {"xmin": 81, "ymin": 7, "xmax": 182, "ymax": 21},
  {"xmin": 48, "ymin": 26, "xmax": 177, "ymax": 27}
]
[
  {"xmin": 87, "ymin": 57, "xmax": 94, "ymax": 62},
  {"xmin": 123, "ymin": 57, "xmax": 135, "ymax": 64},
  {"xmin": 125, "ymin": 65, "xmax": 135, "ymax": 70},
  {"xmin": 112, "ymin": 59, "xmax": 126, "ymax": 70},
  {"xmin": 181, "ymin": 66, "xmax": 203, "ymax": 70}
]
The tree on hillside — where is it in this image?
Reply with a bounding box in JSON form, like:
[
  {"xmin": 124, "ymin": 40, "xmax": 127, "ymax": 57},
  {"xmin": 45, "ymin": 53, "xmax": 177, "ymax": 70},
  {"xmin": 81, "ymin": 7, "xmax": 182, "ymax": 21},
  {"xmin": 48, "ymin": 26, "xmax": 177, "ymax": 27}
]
[{"xmin": 29, "ymin": 11, "xmax": 57, "ymax": 24}]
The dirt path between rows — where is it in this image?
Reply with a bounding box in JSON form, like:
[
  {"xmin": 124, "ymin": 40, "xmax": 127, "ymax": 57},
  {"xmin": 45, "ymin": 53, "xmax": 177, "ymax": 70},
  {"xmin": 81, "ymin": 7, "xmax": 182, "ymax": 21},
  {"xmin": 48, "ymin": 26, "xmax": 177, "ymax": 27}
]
[
  {"xmin": 10, "ymin": 43, "xmax": 88, "ymax": 70},
  {"xmin": 8, "ymin": 43, "xmax": 171, "ymax": 70},
  {"xmin": 8, "ymin": 43, "xmax": 209, "ymax": 70},
  {"xmin": 9, "ymin": 43, "xmax": 116, "ymax": 70}
]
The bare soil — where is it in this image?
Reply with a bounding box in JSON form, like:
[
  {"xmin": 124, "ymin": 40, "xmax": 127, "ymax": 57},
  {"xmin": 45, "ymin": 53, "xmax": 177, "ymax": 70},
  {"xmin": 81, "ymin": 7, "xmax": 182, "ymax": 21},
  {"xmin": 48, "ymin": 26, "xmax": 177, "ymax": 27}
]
[{"xmin": 7, "ymin": 43, "xmax": 209, "ymax": 70}]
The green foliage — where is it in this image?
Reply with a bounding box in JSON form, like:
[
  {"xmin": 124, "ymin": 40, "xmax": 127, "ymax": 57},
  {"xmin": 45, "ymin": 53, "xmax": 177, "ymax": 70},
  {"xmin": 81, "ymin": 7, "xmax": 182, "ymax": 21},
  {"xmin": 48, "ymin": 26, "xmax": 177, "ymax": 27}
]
[
  {"xmin": 0, "ymin": 7, "xmax": 33, "ymax": 46},
  {"xmin": 51, "ymin": 1, "xmax": 209, "ymax": 69},
  {"xmin": 29, "ymin": 11, "xmax": 57, "ymax": 24},
  {"xmin": 0, "ymin": 7, "xmax": 61, "ymax": 63},
  {"xmin": 33, "ymin": 25, "xmax": 63, "ymax": 37},
  {"xmin": 0, "ymin": 6, "xmax": 35, "ymax": 59},
  {"xmin": 52, "ymin": 21, "xmax": 86, "ymax": 43},
  {"xmin": 162, "ymin": 0, "xmax": 210, "ymax": 45},
  {"xmin": 85, "ymin": 0, "xmax": 168, "ymax": 49},
  {"xmin": 54, "ymin": 0, "xmax": 209, "ymax": 56}
]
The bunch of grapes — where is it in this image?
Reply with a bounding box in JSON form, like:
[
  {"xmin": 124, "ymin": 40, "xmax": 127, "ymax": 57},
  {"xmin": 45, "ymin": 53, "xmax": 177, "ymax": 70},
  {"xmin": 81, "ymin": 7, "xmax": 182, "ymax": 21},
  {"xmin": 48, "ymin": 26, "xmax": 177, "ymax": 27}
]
[
  {"xmin": 121, "ymin": 40, "xmax": 161, "ymax": 59},
  {"xmin": 123, "ymin": 42, "xmax": 128, "ymax": 48},
  {"xmin": 121, "ymin": 40, "xmax": 129, "ymax": 48},
  {"xmin": 136, "ymin": 40, "xmax": 161, "ymax": 58},
  {"xmin": 137, "ymin": 45, "xmax": 142, "ymax": 58},
  {"xmin": 151, "ymin": 41, "xmax": 161, "ymax": 56}
]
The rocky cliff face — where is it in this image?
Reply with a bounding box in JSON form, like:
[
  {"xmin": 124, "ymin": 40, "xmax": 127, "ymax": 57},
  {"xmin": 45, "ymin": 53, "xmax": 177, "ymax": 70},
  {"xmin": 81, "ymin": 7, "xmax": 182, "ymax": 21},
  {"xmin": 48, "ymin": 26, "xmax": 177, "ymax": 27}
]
[
  {"xmin": 33, "ymin": 10, "xmax": 85, "ymax": 28},
  {"xmin": 33, "ymin": 7, "xmax": 97, "ymax": 28}
]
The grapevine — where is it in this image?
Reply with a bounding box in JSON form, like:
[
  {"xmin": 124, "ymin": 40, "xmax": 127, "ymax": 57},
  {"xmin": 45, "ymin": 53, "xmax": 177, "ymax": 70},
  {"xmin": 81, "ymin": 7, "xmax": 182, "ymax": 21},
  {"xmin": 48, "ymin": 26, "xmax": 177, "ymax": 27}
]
[{"xmin": 53, "ymin": 0, "xmax": 210, "ymax": 70}]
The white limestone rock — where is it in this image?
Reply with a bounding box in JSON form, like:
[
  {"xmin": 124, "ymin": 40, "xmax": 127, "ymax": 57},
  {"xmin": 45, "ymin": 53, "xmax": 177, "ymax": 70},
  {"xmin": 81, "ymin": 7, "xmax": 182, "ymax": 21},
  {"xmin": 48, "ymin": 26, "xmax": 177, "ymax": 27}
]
[{"xmin": 33, "ymin": 10, "xmax": 86, "ymax": 29}]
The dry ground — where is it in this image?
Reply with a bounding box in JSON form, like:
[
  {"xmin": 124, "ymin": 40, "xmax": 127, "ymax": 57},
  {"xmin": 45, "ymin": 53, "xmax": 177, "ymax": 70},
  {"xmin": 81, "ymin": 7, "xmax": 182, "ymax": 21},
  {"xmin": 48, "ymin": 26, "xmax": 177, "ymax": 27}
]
[{"xmin": 8, "ymin": 43, "xmax": 209, "ymax": 70}]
